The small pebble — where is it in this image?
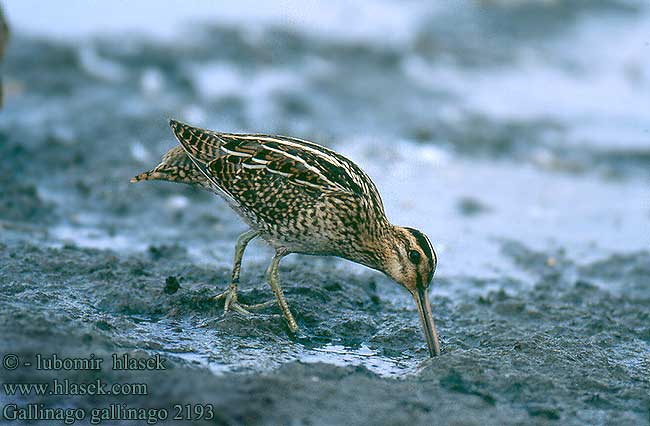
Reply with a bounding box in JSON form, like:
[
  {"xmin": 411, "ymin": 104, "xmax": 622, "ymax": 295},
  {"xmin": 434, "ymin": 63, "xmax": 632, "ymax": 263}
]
[{"xmin": 164, "ymin": 276, "xmax": 180, "ymax": 294}]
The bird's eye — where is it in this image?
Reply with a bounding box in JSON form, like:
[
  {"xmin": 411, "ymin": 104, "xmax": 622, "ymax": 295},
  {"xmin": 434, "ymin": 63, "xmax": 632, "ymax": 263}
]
[{"xmin": 408, "ymin": 250, "xmax": 421, "ymax": 264}]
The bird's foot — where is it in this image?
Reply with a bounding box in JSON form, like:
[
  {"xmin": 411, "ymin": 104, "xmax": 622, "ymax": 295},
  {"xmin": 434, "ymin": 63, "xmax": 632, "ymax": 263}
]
[{"xmin": 211, "ymin": 283, "xmax": 275, "ymax": 315}]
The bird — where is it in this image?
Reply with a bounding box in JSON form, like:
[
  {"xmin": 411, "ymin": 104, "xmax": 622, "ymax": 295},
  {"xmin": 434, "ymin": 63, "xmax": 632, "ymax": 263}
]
[{"xmin": 131, "ymin": 119, "xmax": 441, "ymax": 357}]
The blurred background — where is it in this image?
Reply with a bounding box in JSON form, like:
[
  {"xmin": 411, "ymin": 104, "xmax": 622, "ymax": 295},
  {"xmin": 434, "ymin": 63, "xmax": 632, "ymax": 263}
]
[
  {"xmin": 3, "ymin": 0, "xmax": 648, "ymax": 275},
  {"xmin": 1, "ymin": 1, "xmax": 649, "ymax": 424}
]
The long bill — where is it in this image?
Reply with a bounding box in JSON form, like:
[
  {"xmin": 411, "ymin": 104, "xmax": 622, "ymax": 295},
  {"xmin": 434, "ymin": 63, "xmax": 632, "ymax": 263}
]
[{"xmin": 413, "ymin": 286, "xmax": 441, "ymax": 357}]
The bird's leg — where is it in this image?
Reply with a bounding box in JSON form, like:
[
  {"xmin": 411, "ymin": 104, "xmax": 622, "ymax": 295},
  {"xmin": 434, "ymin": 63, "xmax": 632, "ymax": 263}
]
[
  {"xmin": 266, "ymin": 249, "xmax": 299, "ymax": 333},
  {"xmin": 212, "ymin": 230, "xmax": 257, "ymax": 312},
  {"xmin": 212, "ymin": 230, "xmax": 274, "ymax": 314}
]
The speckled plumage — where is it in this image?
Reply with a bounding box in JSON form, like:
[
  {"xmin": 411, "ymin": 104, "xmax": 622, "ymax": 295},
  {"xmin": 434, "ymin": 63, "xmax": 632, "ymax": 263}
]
[
  {"xmin": 132, "ymin": 119, "xmax": 441, "ymax": 357},
  {"xmin": 171, "ymin": 120, "xmax": 389, "ymax": 265}
]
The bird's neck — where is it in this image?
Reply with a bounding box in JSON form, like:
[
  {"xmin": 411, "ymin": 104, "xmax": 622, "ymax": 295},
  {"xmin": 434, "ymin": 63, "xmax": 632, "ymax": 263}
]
[{"xmin": 346, "ymin": 221, "xmax": 400, "ymax": 273}]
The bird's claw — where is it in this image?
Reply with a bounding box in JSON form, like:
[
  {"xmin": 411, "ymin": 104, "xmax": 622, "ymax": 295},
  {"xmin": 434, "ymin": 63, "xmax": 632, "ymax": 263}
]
[{"xmin": 211, "ymin": 284, "xmax": 275, "ymax": 315}]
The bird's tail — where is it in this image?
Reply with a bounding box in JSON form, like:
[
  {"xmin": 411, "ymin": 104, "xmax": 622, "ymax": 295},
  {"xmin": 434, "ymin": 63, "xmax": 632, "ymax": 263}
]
[
  {"xmin": 130, "ymin": 171, "xmax": 155, "ymax": 183},
  {"xmin": 129, "ymin": 145, "xmax": 208, "ymax": 186}
]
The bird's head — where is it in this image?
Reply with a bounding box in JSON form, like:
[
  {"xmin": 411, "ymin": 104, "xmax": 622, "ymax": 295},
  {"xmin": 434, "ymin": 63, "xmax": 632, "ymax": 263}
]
[{"xmin": 381, "ymin": 225, "xmax": 440, "ymax": 357}]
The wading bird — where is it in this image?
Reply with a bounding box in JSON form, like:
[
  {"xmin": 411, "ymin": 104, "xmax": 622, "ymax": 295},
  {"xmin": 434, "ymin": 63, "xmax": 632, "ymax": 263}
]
[{"xmin": 132, "ymin": 120, "xmax": 440, "ymax": 356}]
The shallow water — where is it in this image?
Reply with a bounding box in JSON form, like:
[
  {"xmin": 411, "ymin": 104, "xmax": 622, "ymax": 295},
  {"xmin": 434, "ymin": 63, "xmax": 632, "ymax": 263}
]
[{"xmin": 1, "ymin": 1, "xmax": 649, "ymax": 425}]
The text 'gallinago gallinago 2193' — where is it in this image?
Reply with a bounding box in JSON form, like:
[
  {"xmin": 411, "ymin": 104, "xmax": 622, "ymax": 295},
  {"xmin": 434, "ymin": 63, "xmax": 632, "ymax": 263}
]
[{"xmin": 132, "ymin": 119, "xmax": 441, "ymax": 357}]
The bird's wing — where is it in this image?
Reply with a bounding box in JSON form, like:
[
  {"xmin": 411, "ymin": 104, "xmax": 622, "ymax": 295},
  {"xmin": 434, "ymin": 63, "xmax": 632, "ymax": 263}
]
[
  {"xmin": 168, "ymin": 120, "xmax": 241, "ymax": 204},
  {"xmin": 207, "ymin": 134, "xmax": 354, "ymax": 195},
  {"xmin": 170, "ymin": 120, "xmax": 385, "ymax": 213},
  {"xmin": 172, "ymin": 120, "xmax": 347, "ymax": 193}
]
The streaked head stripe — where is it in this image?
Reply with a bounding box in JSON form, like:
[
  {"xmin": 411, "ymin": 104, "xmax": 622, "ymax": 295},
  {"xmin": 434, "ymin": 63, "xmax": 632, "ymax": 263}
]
[{"xmin": 404, "ymin": 227, "xmax": 436, "ymax": 278}]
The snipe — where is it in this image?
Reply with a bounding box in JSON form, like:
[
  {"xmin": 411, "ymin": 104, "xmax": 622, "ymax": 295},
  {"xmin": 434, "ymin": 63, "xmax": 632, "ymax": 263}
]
[{"xmin": 132, "ymin": 120, "xmax": 440, "ymax": 356}]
